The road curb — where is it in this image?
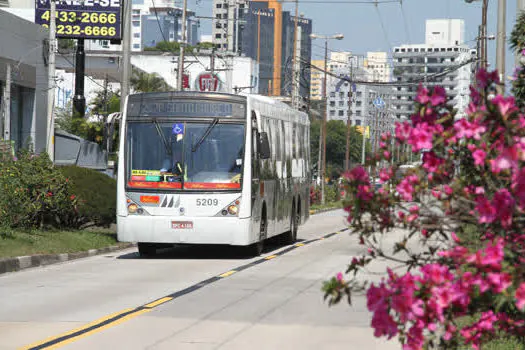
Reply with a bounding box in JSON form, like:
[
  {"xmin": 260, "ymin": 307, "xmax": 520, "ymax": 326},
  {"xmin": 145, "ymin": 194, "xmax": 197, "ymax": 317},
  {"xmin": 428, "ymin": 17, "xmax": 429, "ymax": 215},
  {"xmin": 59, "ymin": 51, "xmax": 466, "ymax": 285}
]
[
  {"xmin": 309, "ymin": 207, "xmax": 343, "ymax": 215},
  {"xmin": 0, "ymin": 243, "xmax": 136, "ymax": 275}
]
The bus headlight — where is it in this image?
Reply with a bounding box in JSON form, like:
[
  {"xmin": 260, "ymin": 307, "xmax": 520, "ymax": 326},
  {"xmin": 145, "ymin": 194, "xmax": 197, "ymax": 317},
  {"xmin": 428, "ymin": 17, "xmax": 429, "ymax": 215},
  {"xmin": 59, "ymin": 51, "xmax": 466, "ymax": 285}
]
[
  {"xmin": 128, "ymin": 203, "xmax": 139, "ymax": 214},
  {"xmin": 227, "ymin": 205, "xmax": 239, "ymax": 215}
]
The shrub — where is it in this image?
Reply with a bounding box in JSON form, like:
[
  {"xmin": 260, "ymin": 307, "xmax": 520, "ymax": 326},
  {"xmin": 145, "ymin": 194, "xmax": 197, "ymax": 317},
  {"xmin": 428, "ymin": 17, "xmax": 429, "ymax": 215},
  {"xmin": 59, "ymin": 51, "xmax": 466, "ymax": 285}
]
[
  {"xmin": 58, "ymin": 166, "xmax": 116, "ymax": 227},
  {"xmin": 310, "ymin": 186, "xmax": 321, "ymax": 205},
  {"xmin": 0, "ymin": 150, "xmax": 78, "ymax": 229},
  {"xmin": 323, "ymin": 70, "xmax": 525, "ymax": 350},
  {"xmin": 325, "ymin": 184, "xmax": 341, "ymax": 203}
]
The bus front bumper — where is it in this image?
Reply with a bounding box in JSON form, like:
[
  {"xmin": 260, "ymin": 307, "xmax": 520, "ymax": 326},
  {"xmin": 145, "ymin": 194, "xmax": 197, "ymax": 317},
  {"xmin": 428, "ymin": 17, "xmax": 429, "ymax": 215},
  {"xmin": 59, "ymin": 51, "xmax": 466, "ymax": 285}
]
[{"xmin": 117, "ymin": 215, "xmax": 255, "ymax": 246}]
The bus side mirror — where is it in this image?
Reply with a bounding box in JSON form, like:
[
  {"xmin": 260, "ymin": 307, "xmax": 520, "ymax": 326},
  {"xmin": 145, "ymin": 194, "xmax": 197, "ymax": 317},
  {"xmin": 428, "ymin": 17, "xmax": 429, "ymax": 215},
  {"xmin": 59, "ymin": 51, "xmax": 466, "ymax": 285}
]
[{"xmin": 259, "ymin": 132, "xmax": 271, "ymax": 159}]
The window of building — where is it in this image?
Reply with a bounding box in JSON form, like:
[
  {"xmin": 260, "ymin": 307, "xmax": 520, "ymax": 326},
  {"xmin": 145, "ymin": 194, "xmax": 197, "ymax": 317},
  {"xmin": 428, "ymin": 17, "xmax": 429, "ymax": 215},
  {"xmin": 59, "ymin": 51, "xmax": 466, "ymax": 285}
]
[
  {"xmin": 355, "ymin": 110, "xmax": 361, "ymax": 117},
  {"xmin": 338, "ymin": 110, "xmax": 344, "ymax": 116},
  {"xmin": 415, "ymin": 48, "xmax": 419, "ymax": 52},
  {"xmin": 454, "ymin": 47, "xmax": 459, "ymax": 52},
  {"xmin": 216, "ymin": 23, "xmax": 222, "ymax": 29},
  {"xmin": 330, "ymin": 101, "xmax": 335, "ymax": 107},
  {"xmin": 132, "ymin": 21, "xmax": 140, "ymax": 27},
  {"xmin": 215, "ymin": 34, "xmax": 221, "ymax": 39},
  {"xmin": 356, "ymin": 91, "xmax": 362, "ymax": 98},
  {"xmin": 133, "ymin": 33, "xmax": 140, "ymax": 38},
  {"xmin": 356, "ymin": 101, "xmax": 362, "ymax": 107},
  {"xmin": 133, "ymin": 44, "xmax": 140, "ymax": 49},
  {"xmin": 330, "ymin": 110, "xmax": 335, "ymax": 116},
  {"xmin": 339, "ymin": 101, "xmax": 345, "ymax": 106},
  {"xmin": 339, "ymin": 92, "xmax": 344, "ymax": 98},
  {"xmin": 355, "ymin": 119, "xmax": 361, "ymax": 126},
  {"xmin": 216, "ymin": 3, "xmax": 222, "ymax": 8},
  {"xmin": 329, "ymin": 92, "xmax": 335, "ymax": 98}
]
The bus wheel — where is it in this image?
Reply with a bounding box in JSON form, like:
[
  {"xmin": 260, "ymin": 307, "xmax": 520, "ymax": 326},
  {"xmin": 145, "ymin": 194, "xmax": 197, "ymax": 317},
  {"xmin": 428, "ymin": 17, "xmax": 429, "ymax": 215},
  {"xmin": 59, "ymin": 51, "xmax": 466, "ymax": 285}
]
[
  {"xmin": 282, "ymin": 204, "xmax": 298, "ymax": 245},
  {"xmin": 249, "ymin": 216, "xmax": 267, "ymax": 256},
  {"xmin": 138, "ymin": 243, "xmax": 157, "ymax": 258}
]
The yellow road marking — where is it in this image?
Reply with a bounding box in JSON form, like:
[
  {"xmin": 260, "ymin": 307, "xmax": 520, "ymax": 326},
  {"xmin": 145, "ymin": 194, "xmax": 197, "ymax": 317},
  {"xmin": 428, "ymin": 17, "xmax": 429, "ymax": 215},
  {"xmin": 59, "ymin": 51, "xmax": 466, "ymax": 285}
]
[
  {"xmin": 144, "ymin": 297, "xmax": 173, "ymax": 309},
  {"xmin": 44, "ymin": 309, "xmax": 151, "ymax": 350},
  {"xmin": 295, "ymin": 243, "xmax": 305, "ymax": 247},
  {"xmin": 20, "ymin": 308, "xmax": 136, "ymax": 350},
  {"xmin": 264, "ymin": 255, "xmax": 277, "ymax": 260},
  {"xmin": 219, "ymin": 270, "xmax": 236, "ymax": 278}
]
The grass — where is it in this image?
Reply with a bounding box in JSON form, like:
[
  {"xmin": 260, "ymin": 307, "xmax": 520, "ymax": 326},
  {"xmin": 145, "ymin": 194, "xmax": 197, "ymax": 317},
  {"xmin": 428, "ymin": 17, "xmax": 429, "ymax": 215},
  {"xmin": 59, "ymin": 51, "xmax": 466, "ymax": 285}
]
[
  {"xmin": 310, "ymin": 201, "xmax": 344, "ymax": 212},
  {"xmin": 0, "ymin": 228, "xmax": 126, "ymax": 258},
  {"xmin": 456, "ymin": 315, "xmax": 525, "ymax": 350}
]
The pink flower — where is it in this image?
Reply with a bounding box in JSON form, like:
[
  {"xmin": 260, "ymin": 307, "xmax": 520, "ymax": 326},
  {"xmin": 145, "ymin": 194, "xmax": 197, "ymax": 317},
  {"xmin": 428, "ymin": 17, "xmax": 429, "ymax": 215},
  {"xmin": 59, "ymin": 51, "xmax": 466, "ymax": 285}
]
[
  {"xmin": 371, "ymin": 308, "xmax": 398, "ymax": 339},
  {"xmin": 379, "ymin": 167, "xmax": 393, "ymax": 183},
  {"xmin": 487, "ymin": 272, "xmax": 512, "ymax": 293},
  {"xmin": 430, "ymin": 86, "xmax": 447, "ymax": 106},
  {"xmin": 408, "ymin": 123, "xmax": 433, "ymax": 151},
  {"xmin": 467, "ymin": 238, "xmax": 504, "ymax": 270},
  {"xmin": 367, "ymin": 283, "xmax": 390, "ymax": 312},
  {"xmin": 490, "ymin": 145, "xmax": 520, "ymax": 174},
  {"xmin": 454, "ymin": 119, "xmax": 486, "ymax": 140},
  {"xmin": 421, "ymin": 264, "xmax": 453, "ymax": 285},
  {"xmin": 415, "ymin": 85, "xmax": 430, "ymax": 104},
  {"xmin": 515, "ymin": 283, "xmax": 525, "ymax": 310},
  {"xmin": 397, "ymin": 175, "xmax": 419, "ymax": 202},
  {"xmin": 472, "ymin": 149, "xmax": 486, "ymax": 166},
  {"xmin": 336, "ymin": 272, "xmax": 344, "ymax": 282},
  {"xmin": 492, "ymin": 95, "xmax": 517, "ymax": 118},
  {"xmin": 422, "ymin": 151, "xmax": 444, "ymax": 173},
  {"xmin": 492, "ymin": 189, "xmax": 515, "ymax": 228},
  {"xmin": 475, "ymin": 196, "xmax": 496, "ymax": 224},
  {"xmin": 345, "ymin": 166, "xmax": 369, "ymax": 184},
  {"xmin": 357, "ymin": 185, "xmax": 374, "ymax": 202},
  {"xmin": 512, "ymin": 167, "xmax": 525, "ymax": 209},
  {"xmin": 395, "ymin": 121, "xmax": 412, "ymax": 142}
]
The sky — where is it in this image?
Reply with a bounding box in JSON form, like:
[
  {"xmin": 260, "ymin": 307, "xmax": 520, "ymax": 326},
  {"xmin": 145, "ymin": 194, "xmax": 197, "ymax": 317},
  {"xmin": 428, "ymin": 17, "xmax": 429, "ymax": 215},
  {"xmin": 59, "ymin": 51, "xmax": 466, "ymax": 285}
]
[{"xmin": 186, "ymin": 0, "xmax": 520, "ymax": 82}]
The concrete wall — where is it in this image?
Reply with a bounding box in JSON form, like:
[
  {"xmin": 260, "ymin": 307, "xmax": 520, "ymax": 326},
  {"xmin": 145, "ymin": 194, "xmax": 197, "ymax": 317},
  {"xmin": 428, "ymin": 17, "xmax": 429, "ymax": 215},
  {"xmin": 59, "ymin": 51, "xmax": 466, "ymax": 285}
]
[{"xmin": 0, "ymin": 10, "xmax": 48, "ymax": 153}]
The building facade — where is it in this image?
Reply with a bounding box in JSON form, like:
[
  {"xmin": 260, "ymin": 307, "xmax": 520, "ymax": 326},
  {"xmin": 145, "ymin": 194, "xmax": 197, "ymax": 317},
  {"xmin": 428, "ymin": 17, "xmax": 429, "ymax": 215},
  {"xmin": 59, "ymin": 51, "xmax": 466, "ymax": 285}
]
[
  {"xmin": 392, "ymin": 19, "xmax": 474, "ymax": 120},
  {"xmin": 212, "ymin": 0, "xmax": 248, "ymax": 53},
  {"xmin": 364, "ymin": 51, "xmax": 391, "ymax": 82},
  {"xmin": 310, "ymin": 59, "xmax": 324, "ymax": 101},
  {"xmin": 240, "ymin": 0, "xmax": 312, "ymax": 99},
  {"xmin": 0, "ymin": 10, "xmax": 49, "ymax": 153}
]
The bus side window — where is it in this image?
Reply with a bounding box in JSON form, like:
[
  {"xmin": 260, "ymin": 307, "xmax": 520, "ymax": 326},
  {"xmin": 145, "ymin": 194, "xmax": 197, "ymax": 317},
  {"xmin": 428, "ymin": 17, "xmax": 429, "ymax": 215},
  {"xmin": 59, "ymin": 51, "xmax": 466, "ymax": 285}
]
[{"xmin": 251, "ymin": 113, "xmax": 259, "ymax": 178}]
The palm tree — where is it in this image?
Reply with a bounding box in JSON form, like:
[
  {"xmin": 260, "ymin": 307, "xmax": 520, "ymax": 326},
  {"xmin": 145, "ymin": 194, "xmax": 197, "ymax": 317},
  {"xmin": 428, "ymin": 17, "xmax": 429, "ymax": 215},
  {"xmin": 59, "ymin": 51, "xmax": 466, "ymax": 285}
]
[{"xmin": 130, "ymin": 68, "xmax": 171, "ymax": 93}]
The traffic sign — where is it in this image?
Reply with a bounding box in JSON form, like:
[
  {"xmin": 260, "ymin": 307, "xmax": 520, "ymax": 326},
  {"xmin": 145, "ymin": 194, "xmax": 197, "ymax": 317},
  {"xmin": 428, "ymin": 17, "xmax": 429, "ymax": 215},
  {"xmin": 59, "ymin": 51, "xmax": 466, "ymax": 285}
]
[{"xmin": 373, "ymin": 96, "xmax": 386, "ymax": 109}]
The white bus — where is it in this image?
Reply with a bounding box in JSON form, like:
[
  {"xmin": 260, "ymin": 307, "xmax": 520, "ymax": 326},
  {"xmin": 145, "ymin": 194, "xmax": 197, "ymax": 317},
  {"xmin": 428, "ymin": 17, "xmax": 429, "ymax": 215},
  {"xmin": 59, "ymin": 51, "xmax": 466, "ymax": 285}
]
[{"xmin": 116, "ymin": 92, "xmax": 311, "ymax": 257}]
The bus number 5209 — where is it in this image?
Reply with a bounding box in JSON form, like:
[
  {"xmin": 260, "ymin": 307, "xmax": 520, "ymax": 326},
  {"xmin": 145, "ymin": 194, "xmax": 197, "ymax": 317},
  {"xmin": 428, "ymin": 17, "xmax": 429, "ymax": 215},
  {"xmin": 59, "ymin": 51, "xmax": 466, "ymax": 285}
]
[{"xmin": 196, "ymin": 199, "xmax": 219, "ymax": 206}]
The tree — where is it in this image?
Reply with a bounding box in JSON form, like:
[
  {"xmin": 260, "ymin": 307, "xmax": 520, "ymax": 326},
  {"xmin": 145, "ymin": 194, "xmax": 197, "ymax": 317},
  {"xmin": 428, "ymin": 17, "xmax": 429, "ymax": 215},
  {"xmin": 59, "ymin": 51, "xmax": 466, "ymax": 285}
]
[
  {"xmin": 130, "ymin": 68, "xmax": 171, "ymax": 93},
  {"xmin": 510, "ymin": 11, "xmax": 525, "ymax": 107}
]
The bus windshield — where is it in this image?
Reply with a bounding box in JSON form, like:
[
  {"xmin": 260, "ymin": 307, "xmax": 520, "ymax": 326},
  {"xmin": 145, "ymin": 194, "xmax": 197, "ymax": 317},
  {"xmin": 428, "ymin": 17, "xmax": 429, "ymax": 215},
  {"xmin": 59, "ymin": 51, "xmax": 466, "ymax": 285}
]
[{"xmin": 127, "ymin": 121, "xmax": 245, "ymax": 190}]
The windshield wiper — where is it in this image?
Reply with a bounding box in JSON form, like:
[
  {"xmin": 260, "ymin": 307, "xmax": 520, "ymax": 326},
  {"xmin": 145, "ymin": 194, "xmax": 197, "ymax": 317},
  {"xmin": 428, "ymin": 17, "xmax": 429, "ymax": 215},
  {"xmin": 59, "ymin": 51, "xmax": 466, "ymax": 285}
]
[
  {"xmin": 192, "ymin": 118, "xmax": 219, "ymax": 153},
  {"xmin": 153, "ymin": 119, "xmax": 171, "ymax": 156}
]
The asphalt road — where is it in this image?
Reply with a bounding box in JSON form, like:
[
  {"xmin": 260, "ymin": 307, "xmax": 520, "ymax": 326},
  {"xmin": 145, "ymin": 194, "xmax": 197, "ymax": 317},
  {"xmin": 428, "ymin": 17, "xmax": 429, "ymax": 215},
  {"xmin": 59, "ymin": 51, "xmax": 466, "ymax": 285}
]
[{"xmin": 0, "ymin": 210, "xmax": 399, "ymax": 350}]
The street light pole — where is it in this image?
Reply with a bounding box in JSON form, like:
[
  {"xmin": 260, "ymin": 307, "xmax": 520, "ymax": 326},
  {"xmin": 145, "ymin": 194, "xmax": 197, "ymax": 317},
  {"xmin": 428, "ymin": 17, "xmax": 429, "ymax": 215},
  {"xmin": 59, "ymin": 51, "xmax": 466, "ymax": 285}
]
[
  {"xmin": 496, "ymin": 0, "xmax": 506, "ymax": 94},
  {"xmin": 120, "ymin": 0, "xmax": 131, "ymax": 114},
  {"xmin": 177, "ymin": 0, "xmax": 188, "ymax": 91},
  {"xmin": 321, "ymin": 38, "xmax": 328, "ymax": 205},
  {"xmin": 46, "ymin": 0, "xmax": 56, "ymax": 162}
]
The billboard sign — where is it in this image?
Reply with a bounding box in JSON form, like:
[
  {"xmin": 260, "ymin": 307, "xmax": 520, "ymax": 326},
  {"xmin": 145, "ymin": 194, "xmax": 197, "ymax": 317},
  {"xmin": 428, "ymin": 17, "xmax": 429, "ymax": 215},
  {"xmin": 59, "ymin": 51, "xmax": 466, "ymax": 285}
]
[{"xmin": 35, "ymin": 0, "xmax": 122, "ymax": 40}]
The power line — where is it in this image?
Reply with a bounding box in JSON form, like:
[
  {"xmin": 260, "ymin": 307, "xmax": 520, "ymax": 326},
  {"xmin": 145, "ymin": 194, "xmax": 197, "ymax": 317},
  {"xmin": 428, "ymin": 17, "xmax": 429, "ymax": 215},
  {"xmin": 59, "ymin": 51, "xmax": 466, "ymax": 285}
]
[
  {"xmin": 304, "ymin": 57, "xmax": 477, "ymax": 86},
  {"xmin": 399, "ymin": 0, "xmax": 412, "ymax": 43},
  {"xmin": 374, "ymin": 0, "xmax": 392, "ymax": 50}
]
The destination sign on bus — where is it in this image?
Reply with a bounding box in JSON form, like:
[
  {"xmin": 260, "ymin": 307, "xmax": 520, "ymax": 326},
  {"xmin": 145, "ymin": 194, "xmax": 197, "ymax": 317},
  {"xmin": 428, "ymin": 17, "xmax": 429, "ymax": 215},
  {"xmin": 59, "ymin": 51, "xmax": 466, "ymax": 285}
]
[
  {"xmin": 35, "ymin": 0, "xmax": 122, "ymax": 40},
  {"xmin": 127, "ymin": 101, "xmax": 245, "ymax": 118}
]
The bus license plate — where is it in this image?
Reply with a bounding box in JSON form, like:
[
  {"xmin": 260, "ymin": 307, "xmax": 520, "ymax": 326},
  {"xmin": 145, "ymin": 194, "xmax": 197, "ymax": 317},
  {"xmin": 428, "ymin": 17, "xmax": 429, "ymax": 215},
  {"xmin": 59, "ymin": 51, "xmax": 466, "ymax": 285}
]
[{"xmin": 171, "ymin": 221, "xmax": 193, "ymax": 229}]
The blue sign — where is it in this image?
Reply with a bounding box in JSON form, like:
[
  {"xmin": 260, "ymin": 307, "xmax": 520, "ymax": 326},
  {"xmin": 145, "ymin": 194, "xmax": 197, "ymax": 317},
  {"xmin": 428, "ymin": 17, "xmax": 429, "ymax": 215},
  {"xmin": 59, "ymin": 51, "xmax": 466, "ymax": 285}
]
[
  {"xmin": 351, "ymin": 83, "xmax": 357, "ymax": 92},
  {"xmin": 172, "ymin": 123, "xmax": 184, "ymax": 135},
  {"xmin": 35, "ymin": 0, "xmax": 122, "ymax": 40},
  {"xmin": 373, "ymin": 97, "xmax": 386, "ymax": 109}
]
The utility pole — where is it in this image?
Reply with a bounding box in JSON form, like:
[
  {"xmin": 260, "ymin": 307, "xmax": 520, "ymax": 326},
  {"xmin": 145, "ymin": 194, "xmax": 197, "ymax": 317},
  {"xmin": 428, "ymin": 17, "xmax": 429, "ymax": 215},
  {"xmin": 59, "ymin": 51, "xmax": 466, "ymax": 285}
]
[
  {"xmin": 321, "ymin": 39, "xmax": 328, "ymax": 205},
  {"xmin": 3, "ymin": 64, "xmax": 11, "ymax": 142},
  {"xmin": 481, "ymin": 0, "xmax": 488, "ymax": 69},
  {"xmin": 73, "ymin": 39, "xmax": 85, "ymax": 118},
  {"xmin": 177, "ymin": 0, "xmax": 188, "ymax": 91},
  {"xmin": 361, "ymin": 120, "xmax": 366, "ymax": 165},
  {"xmin": 120, "ymin": 0, "xmax": 131, "ymax": 113},
  {"xmin": 291, "ymin": 0, "xmax": 299, "ymax": 109},
  {"xmin": 345, "ymin": 60, "xmax": 354, "ymax": 171},
  {"xmin": 46, "ymin": 0, "xmax": 56, "ymax": 162},
  {"xmin": 496, "ymin": 0, "xmax": 506, "ymax": 94}
]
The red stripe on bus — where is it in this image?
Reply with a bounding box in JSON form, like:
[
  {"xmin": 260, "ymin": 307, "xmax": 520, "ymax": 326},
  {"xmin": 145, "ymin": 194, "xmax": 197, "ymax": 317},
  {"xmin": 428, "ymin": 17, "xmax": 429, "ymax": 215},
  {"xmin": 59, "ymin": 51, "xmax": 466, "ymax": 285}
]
[
  {"xmin": 131, "ymin": 176, "xmax": 146, "ymax": 181},
  {"xmin": 184, "ymin": 183, "xmax": 241, "ymax": 189},
  {"xmin": 127, "ymin": 181, "xmax": 182, "ymax": 189}
]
